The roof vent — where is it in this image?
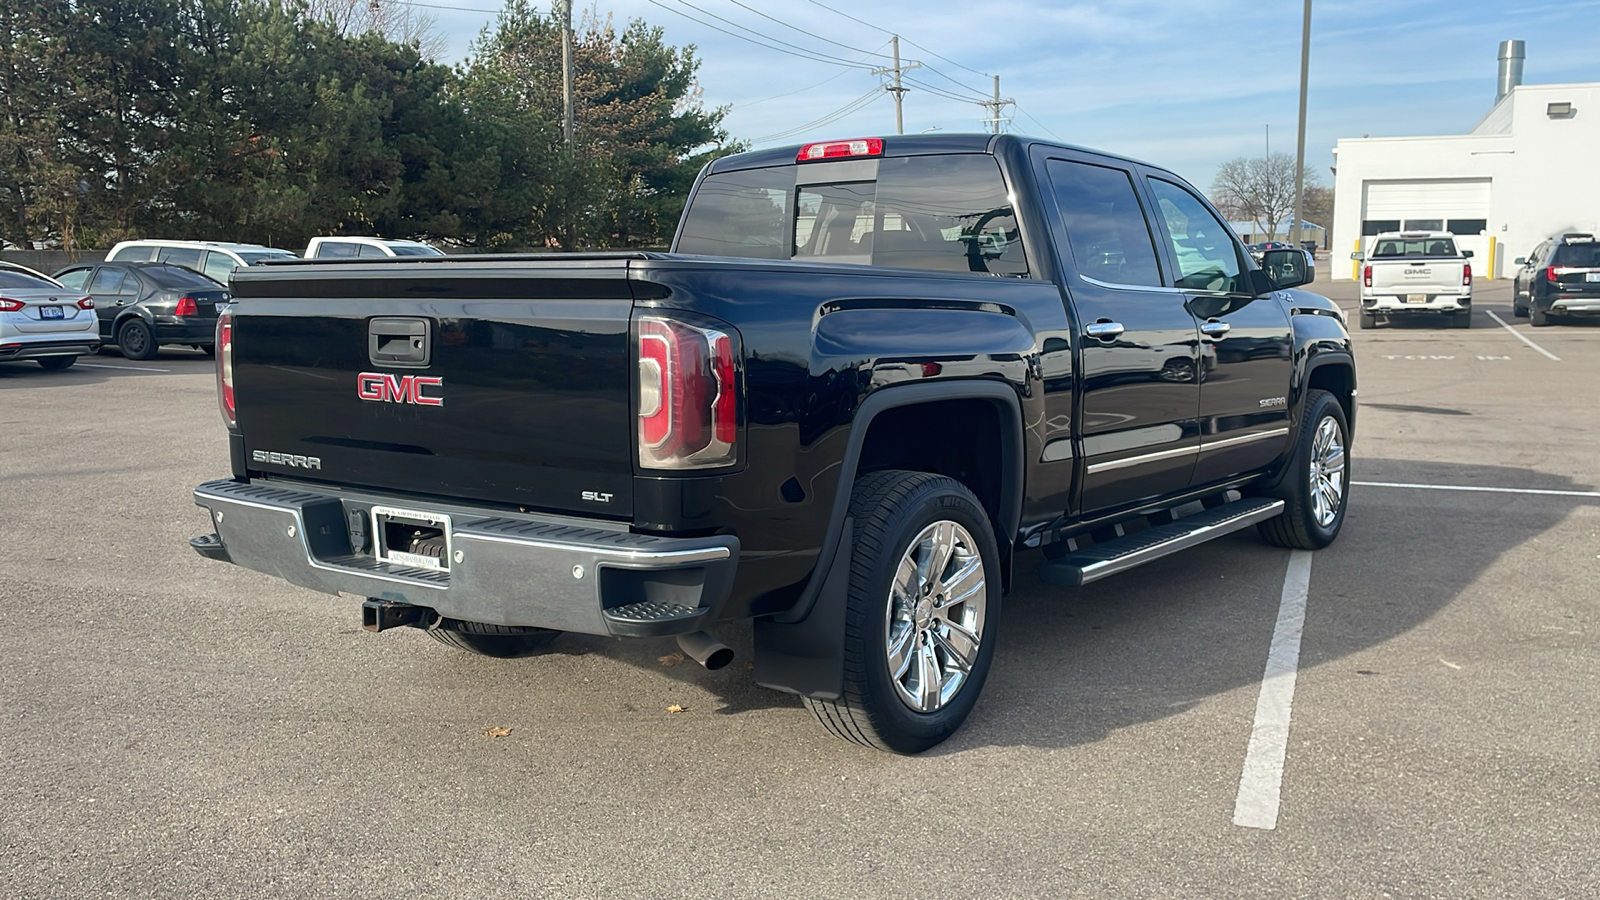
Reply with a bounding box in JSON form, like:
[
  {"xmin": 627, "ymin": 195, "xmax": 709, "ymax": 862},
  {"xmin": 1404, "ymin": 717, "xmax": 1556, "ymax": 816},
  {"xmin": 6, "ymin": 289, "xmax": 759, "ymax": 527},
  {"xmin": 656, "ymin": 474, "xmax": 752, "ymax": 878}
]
[{"xmin": 1496, "ymin": 39, "xmax": 1525, "ymax": 103}]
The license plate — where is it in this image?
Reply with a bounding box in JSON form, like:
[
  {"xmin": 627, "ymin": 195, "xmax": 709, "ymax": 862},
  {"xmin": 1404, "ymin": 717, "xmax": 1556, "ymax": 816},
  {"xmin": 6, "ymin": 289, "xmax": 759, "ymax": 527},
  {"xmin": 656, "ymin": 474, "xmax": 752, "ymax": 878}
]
[
  {"xmin": 1586, "ymin": 273, "xmax": 1600, "ymax": 283},
  {"xmin": 371, "ymin": 505, "xmax": 452, "ymax": 572},
  {"xmin": 1404, "ymin": 294, "xmax": 1428, "ymax": 304},
  {"xmin": 41, "ymin": 305, "xmax": 64, "ymax": 319}
]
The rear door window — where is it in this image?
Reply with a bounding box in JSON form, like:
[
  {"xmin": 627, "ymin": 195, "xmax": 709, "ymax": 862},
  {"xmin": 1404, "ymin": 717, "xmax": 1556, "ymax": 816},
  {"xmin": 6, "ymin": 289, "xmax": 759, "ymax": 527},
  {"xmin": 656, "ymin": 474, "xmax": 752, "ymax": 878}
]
[
  {"xmin": 157, "ymin": 246, "xmax": 204, "ymax": 270},
  {"xmin": 317, "ymin": 241, "xmax": 358, "ymax": 258},
  {"xmin": 356, "ymin": 243, "xmax": 390, "ymax": 258},
  {"xmin": 113, "ymin": 245, "xmax": 159, "ymax": 262},
  {"xmin": 201, "ymin": 251, "xmax": 236, "ymax": 283},
  {"xmin": 1045, "ymin": 159, "xmax": 1163, "ymax": 287},
  {"xmin": 88, "ymin": 268, "xmax": 128, "ymax": 295}
]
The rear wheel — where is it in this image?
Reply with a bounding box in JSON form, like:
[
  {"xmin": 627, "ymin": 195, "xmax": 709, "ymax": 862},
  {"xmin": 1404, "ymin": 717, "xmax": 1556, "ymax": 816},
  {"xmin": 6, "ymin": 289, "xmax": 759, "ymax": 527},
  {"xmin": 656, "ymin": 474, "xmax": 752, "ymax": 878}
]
[
  {"xmin": 36, "ymin": 355, "xmax": 76, "ymax": 371},
  {"xmin": 802, "ymin": 470, "xmax": 1001, "ymax": 754},
  {"xmin": 1530, "ymin": 305, "xmax": 1551, "ymax": 327},
  {"xmin": 1452, "ymin": 311, "xmax": 1472, "ymax": 329},
  {"xmin": 1258, "ymin": 389, "xmax": 1349, "ymax": 550},
  {"xmin": 428, "ymin": 620, "xmax": 560, "ymax": 658},
  {"xmin": 1512, "ymin": 295, "xmax": 1529, "ymax": 317},
  {"xmin": 1358, "ymin": 312, "xmax": 1376, "ymax": 330},
  {"xmin": 117, "ymin": 319, "xmax": 158, "ymax": 360}
]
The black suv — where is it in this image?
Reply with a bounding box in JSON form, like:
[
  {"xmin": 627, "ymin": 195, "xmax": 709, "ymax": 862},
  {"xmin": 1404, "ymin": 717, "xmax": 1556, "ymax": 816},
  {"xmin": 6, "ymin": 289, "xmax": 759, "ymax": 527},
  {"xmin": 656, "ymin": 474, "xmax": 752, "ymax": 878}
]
[
  {"xmin": 1512, "ymin": 233, "xmax": 1600, "ymax": 326},
  {"xmin": 53, "ymin": 262, "xmax": 231, "ymax": 359}
]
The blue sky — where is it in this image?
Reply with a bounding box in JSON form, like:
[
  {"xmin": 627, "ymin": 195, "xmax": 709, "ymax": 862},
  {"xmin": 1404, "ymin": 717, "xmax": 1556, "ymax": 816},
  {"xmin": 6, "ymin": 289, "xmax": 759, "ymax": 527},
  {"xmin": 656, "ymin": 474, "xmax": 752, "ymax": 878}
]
[{"xmin": 422, "ymin": 0, "xmax": 1600, "ymax": 190}]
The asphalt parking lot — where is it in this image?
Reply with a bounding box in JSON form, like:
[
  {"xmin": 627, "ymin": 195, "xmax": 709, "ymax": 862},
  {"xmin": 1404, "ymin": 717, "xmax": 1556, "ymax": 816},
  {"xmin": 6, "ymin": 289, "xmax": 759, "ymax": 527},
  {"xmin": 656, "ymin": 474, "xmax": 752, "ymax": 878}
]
[{"xmin": 2, "ymin": 279, "xmax": 1597, "ymax": 898}]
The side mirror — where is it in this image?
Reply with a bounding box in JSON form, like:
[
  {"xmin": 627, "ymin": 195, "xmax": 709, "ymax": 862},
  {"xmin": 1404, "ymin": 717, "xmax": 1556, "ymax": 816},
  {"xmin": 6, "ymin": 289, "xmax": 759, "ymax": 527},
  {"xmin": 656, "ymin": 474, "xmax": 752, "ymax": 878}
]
[
  {"xmin": 1350, "ymin": 251, "xmax": 1365, "ymax": 261},
  {"xmin": 1513, "ymin": 257, "xmax": 1526, "ymax": 265},
  {"xmin": 1261, "ymin": 248, "xmax": 1314, "ymax": 291},
  {"xmin": 1462, "ymin": 249, "xmax": 1475, "ymax": 258}
]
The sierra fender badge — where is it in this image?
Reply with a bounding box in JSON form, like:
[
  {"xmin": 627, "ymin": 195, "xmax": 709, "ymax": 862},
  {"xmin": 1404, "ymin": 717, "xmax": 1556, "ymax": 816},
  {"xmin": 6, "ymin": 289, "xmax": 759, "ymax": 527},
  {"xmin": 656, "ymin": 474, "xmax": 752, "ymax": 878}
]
[{"xmin": 358, "ymin": 372, "xmax": 444, "ymax": 407}]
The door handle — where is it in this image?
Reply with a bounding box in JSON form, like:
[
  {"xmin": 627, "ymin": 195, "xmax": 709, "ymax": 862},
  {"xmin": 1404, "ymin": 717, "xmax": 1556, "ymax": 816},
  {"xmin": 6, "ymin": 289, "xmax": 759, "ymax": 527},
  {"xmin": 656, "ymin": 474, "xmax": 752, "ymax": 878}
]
[
  {"xmin": 1200, "ymin": 319, "xmax": 1231, "ymax": 337},
  {"xmin": 1084, "ymin": 320, "xmax": 1124, "ymax": 340}
]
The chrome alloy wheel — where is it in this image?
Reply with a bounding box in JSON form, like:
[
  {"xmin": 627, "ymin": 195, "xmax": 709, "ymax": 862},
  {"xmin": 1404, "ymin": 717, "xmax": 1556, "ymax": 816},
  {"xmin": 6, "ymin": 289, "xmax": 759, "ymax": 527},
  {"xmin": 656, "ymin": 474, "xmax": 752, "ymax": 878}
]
[
  {"xmin": 884, "ymin": 520, "xmax": 987, "ymax": 713},
  {"xmin": 1308, "ymin": 415, "xmax": 1346, "ymax": 528}
]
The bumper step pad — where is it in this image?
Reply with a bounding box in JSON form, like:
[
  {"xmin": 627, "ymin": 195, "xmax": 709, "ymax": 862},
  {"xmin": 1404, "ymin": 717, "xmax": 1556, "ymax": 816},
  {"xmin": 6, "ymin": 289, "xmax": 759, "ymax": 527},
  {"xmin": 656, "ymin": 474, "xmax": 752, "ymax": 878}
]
[
  {"xmin": 602, "ymin": 600, "xmax": 709, "ymax": 637},
  {"xmin": 1038, "ymin": 496, "xmax": 1285, "ymax": 588}
]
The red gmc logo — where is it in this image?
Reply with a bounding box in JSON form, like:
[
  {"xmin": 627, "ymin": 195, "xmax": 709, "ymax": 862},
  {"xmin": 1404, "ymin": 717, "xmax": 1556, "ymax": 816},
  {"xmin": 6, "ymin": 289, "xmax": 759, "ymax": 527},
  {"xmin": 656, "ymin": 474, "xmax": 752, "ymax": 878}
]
[{"xmin": 357, "ymin": 372, "xmax": 444, "ymax": 407}]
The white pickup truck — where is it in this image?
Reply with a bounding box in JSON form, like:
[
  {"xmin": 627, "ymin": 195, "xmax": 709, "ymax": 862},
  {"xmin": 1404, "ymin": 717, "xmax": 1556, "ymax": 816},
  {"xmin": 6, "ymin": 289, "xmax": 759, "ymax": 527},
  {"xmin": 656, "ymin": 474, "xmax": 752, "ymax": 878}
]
[{"xmin": 1352, "ymin": 231, "xmax": 1473, "ymax": 329}]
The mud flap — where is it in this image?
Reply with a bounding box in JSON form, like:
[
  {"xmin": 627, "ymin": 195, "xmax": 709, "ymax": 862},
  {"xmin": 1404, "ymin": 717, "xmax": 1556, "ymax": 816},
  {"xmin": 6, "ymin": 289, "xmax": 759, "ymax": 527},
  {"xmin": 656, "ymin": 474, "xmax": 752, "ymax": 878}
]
[{"xmin": 752, "ymin": 519, "xmax": 853, "ymax": 700}]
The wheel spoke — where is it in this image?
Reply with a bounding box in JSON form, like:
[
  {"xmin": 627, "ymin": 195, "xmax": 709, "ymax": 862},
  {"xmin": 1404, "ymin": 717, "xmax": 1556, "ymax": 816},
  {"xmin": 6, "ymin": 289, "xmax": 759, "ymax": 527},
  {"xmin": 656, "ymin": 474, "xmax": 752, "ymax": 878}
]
[
  {"xmin": 916, "ymin": 636, "xmax": 942, "ymax": 712},
  {"xmin": 931, "ymin": 626, "xmax": 975, "ymax": 673},
  {"xmin": 922, "ymin": 522, "xmax": 956, "ymax": 589},
  {"xmin": 939, "ymin": 555, "xmax": 984, "ymax": 605},
  {"xmin": 941, "ymin": 614, "xmax": 981, "ymax": 647},
  {"xmin": 887, "ymin": 623, "xmax": 917, "ymax": 681}
]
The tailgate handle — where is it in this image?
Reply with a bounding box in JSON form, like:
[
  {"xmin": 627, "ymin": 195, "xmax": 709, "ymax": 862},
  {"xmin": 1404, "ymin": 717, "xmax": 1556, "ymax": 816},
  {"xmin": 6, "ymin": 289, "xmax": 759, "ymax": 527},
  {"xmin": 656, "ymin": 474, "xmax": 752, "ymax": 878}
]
[{"xmin": 368, "ymin": 317, "xmax": 431, "ymax": 367}]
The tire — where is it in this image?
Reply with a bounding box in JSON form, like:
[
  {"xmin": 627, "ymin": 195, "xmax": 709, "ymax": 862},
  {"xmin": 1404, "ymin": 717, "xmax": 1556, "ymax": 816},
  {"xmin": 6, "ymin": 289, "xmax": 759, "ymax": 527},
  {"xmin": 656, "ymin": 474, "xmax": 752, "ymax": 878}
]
[
  {"xmin": 1358, "ymin": 312, "xmax": 1376, "ymax": 330},
  {"xmin": 802, "ymin": 470, "xmax": 1001, "ymax": 754},
  {"xmin": 1452, "ymin": 311, "xmax": 1472, "ymax": 329},
  {"xmin": 1258, "ymin": 389, "xmax": 1349, "ymax": 550},
  {"xmin": 428, "ymin": 619, "xmax": 560, "ymax": 658},
  {"xmin": 117, "ymin": 319, "xmax": 158, "ymax": 360},
  {"xmin": 1513, "ymin": 295, "xmax": 1529, "ymax": 317},
  {"xmin": 36, "ymin": 355, "xmax": 76, "ymax": 371},
  {"xmin": 1530, "ymin": 305, "xmax": 1550, "ymax": 327}
]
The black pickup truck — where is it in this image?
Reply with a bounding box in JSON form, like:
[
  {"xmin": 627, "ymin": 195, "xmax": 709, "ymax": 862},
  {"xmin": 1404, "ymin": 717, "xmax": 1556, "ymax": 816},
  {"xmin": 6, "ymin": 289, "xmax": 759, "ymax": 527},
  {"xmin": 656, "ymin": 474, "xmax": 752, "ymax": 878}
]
[{"xmin": 191, "ymin": 134, "xmax": 1354, "ymax": 753}]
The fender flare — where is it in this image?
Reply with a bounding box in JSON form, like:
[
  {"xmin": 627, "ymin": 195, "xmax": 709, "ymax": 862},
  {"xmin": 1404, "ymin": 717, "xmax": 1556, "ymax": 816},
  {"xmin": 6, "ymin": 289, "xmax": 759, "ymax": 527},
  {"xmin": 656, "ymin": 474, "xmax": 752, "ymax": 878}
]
[
  {"xmin": 1259, "ymin": 349, "xmax": 1355, "ymax": 492},
  {"xmin": 752, "ymin": 379, "xmax": 1024, "ymax": 699}
]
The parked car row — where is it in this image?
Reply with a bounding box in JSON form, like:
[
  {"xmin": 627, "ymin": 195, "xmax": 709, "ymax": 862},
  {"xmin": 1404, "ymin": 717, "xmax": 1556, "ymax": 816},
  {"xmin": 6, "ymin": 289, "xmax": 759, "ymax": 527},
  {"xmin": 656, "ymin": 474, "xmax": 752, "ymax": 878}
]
[{"xmin": 4, "ymin": 235, "xmax": 442, "ymax": 371}]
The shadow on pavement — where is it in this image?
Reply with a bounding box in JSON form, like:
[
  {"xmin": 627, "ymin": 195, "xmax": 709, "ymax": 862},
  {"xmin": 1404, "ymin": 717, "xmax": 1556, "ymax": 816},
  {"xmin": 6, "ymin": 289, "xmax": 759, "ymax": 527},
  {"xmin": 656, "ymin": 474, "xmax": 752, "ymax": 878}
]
[{"xmin": 489, "ymin": 459, "xmax": 1595, "ymax": 751}]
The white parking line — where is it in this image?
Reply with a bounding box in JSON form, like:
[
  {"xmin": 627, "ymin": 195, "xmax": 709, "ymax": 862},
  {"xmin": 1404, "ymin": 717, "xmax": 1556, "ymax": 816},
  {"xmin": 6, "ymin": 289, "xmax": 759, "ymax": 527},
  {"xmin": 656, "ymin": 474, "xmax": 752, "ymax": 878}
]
[
  {"xmin": 74, "ymin": 363, "xmax": 173, "ymax": 373},
  {"xmin": 1484, "ymin": 310, "xmax": 1560, "ymax": 361},
  {"xmin": 1233, "ymin": 549, "xmax": 1312, "ymax": 831},
  {"xmin": 1352, "ymin": 480, "xmax": 1600, "ymax": 498}
]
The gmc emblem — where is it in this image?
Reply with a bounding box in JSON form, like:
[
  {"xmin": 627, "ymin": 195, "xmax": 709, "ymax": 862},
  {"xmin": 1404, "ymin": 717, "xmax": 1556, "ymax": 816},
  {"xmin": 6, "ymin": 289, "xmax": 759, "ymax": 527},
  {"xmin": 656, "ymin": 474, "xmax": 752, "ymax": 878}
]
[{"xmin": 358, "ymin": 372, "xmax": 444, "ymax": 407}]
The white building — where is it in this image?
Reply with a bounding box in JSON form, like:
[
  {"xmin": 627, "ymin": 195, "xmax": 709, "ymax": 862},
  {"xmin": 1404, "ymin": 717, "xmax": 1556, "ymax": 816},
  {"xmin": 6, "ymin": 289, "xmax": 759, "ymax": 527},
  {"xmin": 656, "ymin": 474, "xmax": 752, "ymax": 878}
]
[{"xmin": 1330, "ymin": 43, "xmax": 1600, "ymax": 279}]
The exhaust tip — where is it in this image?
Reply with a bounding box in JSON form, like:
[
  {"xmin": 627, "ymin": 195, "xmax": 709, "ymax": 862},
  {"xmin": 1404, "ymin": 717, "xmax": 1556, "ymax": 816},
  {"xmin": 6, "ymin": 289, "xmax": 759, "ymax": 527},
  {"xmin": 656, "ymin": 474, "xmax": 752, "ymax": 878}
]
[{"xmin": 676, "ymin": 631, "xmax": 734, "ymax": 670}]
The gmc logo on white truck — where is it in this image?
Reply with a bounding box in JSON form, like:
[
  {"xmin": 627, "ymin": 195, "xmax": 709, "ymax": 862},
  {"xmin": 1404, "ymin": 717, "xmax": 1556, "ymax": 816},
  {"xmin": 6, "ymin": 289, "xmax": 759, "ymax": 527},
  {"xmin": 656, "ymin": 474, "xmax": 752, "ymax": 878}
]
[{"xmin": 357, "ymin": 372, "xmax": 444, "ymax": 407}]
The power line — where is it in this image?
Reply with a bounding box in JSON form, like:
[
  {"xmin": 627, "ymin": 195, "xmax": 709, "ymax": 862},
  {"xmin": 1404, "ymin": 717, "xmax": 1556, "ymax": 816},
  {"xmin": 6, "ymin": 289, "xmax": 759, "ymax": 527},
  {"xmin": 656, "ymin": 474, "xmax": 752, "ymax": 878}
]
[
  {"xmin": 651, "ymin": 0, "xmax": 876, "ymax": 70},
  {"xmin": 729, "ymin": 64, "xmax": 859, "ymax": 110},
  {"xmin": 800, "ymin": 0, "xmax": 994, "ymax": 79},
  {"xmin": 753, "ymin": 87, "xmax": 885, "ymax": 143},
  {"xmin": 718, "ymin": 0, "xmax": 892, "ymax": 60},
  {"xmin": 376, "ymin": 0, "xmax": 502, "ymax": 12},
  {"xmin": 1012, "ymin": 103, "xmax": 1064, "ymax": 141}
]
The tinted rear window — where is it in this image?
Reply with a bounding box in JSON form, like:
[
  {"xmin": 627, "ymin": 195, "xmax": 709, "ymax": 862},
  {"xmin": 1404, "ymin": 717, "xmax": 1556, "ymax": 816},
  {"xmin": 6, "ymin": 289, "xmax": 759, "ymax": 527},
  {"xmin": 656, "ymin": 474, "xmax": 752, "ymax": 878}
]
[
  {"xmin": 237, "ymin": 251, "xmax": 297, "ymax": 264},
  {"xmin": 390, "ymin": 244, "xmax": 443, "ymax": 257},
  {"xmin": 1552, "ymin": 242, "xmax": 1600, "ymax": 267},
  {"xmin": 143, "ymin": 265, "xmax": 222, "ymax": 289},
  {"xmin": 1371, "ymin": 238, "xmax": 1457, "ymax": 258},
  {"xmin": 0, "ymin": 269, "xmax": 60, "ymax": 289},
  {"xmin": 677, "ymin": 154, "xmax": 1027, "ymax": 277}
]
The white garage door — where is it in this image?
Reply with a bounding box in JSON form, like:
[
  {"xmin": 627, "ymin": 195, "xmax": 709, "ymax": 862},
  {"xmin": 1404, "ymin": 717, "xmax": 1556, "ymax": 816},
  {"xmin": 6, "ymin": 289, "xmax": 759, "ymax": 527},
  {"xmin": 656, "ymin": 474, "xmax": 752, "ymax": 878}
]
[{"xmin": 1361, "ymin": 178, "xmax": 1493, "ymax": 271}]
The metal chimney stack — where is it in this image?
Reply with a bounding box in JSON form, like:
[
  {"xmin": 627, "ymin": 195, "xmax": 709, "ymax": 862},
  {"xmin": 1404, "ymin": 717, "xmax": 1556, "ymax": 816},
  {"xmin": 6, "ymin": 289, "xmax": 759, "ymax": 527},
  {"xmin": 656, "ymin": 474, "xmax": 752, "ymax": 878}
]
[{"xmin": 1497, "ymin": 39, "xmax": 1525, "ymax": 103}]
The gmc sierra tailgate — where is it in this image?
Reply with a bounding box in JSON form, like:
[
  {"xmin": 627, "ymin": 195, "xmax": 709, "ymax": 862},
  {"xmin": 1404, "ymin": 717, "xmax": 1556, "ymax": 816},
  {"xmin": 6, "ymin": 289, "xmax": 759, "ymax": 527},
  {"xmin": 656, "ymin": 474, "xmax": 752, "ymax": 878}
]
[
  {"xmin": 1369, "ymin": 258, "xmax": 1468, "ymax": 298},
  {"xmin": 227, "ymin": 256, "xmax": 639, "ymax": 518}
]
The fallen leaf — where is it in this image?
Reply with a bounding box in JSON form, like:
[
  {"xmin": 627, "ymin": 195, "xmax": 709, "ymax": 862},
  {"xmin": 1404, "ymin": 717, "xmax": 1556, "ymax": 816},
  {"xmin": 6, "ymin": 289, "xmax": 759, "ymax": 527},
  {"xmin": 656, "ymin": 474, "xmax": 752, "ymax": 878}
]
[
  {"xmin": 483, "ymin": 726, "xmax": 512, "ymax": 738},
  {"xmin": 657, "ymin": 651, "xmax": 686, "ymax": 667},
  {"xmin": 666, "ymin": 704, "xmax": 686, "ymax": 714}
]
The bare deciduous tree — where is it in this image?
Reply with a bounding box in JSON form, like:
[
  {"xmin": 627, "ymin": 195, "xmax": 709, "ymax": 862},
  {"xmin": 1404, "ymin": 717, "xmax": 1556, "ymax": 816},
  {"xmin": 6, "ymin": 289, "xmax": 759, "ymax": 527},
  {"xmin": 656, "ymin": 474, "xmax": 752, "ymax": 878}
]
[
  {"xmin": 300, "ymin": 0, "xmax": 447, "ymax": 59},
  {"xmin": 1210, "ymin": 153, "xmax": 1320, "ymax": 241}
]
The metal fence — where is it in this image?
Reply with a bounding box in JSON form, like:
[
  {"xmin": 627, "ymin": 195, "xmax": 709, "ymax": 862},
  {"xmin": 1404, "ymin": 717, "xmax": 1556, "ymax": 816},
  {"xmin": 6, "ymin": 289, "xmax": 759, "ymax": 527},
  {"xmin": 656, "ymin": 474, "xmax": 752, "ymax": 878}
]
[{"xmin": 0, "ymin": 250, "xmax": 109, "ymax": 274}]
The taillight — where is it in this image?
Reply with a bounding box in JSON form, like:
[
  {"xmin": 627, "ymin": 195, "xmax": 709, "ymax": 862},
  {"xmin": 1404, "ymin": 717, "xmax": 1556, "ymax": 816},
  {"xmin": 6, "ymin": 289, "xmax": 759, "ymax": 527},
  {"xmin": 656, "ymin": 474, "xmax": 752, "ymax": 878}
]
[
  {"xmin": 1463, "ymin": 265, "xmax": 1471, "ymax": 287},
  {"xmin": 0, "ymin": 297, "xmax": 23, "ymax": 312},
  {"xmin": 1362, "ymin": 265, "xmax": 1372, "ymax": 288},
  {"xmin": 77, "ymin": 296, "xmax": 94, "ymax": 309},
  {"xmin": 174, "ymin": 296, "xmax": 198, "ymax": 316},
  {"xmin": 217, "ymin": 311, "xmax": 236, "ymax": 428},
  {"xmin": 1546, "ymin": 267, "xmax": 1559, "ymax": 283},
  {"xmin": 636, "ymin": 315, "xmax": 738, "ymax": 470}
]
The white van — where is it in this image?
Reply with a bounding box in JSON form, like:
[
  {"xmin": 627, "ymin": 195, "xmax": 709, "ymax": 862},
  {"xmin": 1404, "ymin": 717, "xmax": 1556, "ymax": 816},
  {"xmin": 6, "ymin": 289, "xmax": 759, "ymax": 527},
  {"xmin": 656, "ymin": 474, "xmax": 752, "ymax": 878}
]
[
  {"xmin": 303, "ymin": 237, "xmax": 444, "ymax": 259},
  {"xmin": 106, "ymin": 240, "xmax": 298, "ymax": 284}
]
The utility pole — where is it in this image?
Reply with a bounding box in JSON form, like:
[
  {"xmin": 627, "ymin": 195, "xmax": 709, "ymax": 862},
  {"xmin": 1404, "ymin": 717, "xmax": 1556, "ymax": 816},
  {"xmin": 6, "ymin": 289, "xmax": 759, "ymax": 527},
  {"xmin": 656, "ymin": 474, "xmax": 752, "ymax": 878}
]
[
  {"xmin": 559, "ymin": 0, "xmax": 575, "ymax": 145},
  {"xmin": 1289, "ymin": 0, "xmax": 1313, "ymax": 247},
  {"xmin": 980, "ymin": 75, "xmax": 1013, "ymax": 134},
  {"xmin": 871, "ymin": 36, "xmax": 921, "ymax": 135}
]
